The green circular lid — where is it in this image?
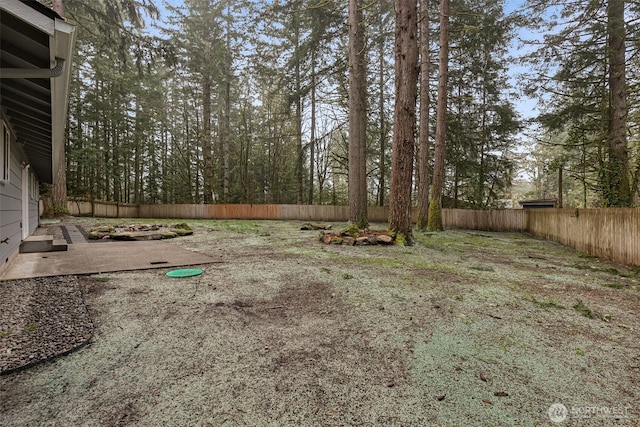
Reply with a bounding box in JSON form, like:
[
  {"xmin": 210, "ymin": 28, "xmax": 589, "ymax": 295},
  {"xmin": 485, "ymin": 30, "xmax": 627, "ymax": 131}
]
[{"xmin": 166, "ymin": 268, "xmax": 203, "ymax": 278}]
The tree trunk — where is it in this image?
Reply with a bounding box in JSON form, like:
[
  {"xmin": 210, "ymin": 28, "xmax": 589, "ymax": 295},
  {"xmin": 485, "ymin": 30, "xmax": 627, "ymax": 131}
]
[
  {"xmin": 427, "ymin": 0, "xmax": 449, "ymax": 231},
  {"xmin": 389, "ymin": 0, "xmax": 419, "ymax": 245},
  {"xmin": 222, "ymin": 0, "xmax": 232, "ymax": 203},
  {"xmin": 203, "ymin": 73, "xmax": 214, "ymax": 204},
  {"xmin": 558, "ymin": 164, "xmax": 563, "ymax": 208},
  {"xmin": 50, "ymin": 0, "xmax": 68, "ymax": 213},
  {"xmin": 133, "ymin": 96, "xmax": 142, "ymax": 204},
  {"xmin": 348, "ymin": 0, "xmax": 368, "ymax": 227},
  {"xmin": 377, "ymin": 5, "xmax": 387, "ymax": 207},
  {"xmin": 309, "ymin": 56, "xmax": 317, "ymax": 205},
  {"xmin": 293, "ymin": 8, "xmax": 304, "ymax": 205},
  {"xmin": 416, "ymin": 0, "xmax": 430, "ymax": 229},
  {"xmin": 606, "ymin": 0, "xmax": 630, "ymax": 207}
]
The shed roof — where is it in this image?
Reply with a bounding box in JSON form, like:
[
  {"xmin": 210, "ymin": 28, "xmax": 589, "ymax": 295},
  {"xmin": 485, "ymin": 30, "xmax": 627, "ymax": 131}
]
[
  {"xmin": 0, "ymin": 0, "xmax": 76, "ymax": 184},
  {"xmin": 518, "ymin": 199, "xmax": 557, "ymax": 208}
]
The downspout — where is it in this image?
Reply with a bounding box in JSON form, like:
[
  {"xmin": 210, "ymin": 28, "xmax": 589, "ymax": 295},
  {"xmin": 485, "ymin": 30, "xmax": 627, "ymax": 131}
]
[{"xmin": 0, "ymin": 58, "xmax": 65, "ymax": 79}]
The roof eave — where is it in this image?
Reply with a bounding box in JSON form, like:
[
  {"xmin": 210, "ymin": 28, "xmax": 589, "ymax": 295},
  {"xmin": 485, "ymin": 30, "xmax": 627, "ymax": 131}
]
[
  {"xmin": 50, "ymin": 18, "xmax": 76, "ymax": 185},
  {"xmin": 0, "ymin": 0, "xmax": 76, "ymax": 184}
]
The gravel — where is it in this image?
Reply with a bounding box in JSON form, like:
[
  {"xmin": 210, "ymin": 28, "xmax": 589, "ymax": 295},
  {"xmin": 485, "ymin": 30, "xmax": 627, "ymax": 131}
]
[
  {"xmin": 1, "ymin": 218, "xmax": 93, "ymax": 374},
  {"xmin": 0, "ymin": 276, "xmax": 93, "ymax": 374}
]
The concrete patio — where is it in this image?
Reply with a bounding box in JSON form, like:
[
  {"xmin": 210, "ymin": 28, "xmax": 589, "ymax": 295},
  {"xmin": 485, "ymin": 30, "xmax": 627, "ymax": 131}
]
[{"xmin": 0, "ymin": 240, "xmax": 215, "ymax": 281}]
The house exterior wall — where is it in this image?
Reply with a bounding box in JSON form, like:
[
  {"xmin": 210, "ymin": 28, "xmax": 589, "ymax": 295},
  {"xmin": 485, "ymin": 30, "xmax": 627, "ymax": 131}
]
[
  {"xmin": 1, "ymin": 121, "xmax": 23, "ymax": 270},
  {"xmin": 0, "ymin": 118, "xmax": 39, "ymax": 274},
  {"xmin": 1, "ymin": 0, "xmax": 75, "ymax": 277}
]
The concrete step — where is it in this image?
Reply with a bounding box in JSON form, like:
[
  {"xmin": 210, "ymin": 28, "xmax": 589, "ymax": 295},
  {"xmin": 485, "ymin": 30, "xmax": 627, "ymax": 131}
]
[
  {"xmin": 20, "ymin": 235, "xmax": 68, "ymax": 253},
  {"xmin": 62, "ymin": 225, "xmax": 87, "ymax": 244},
  {"xmin": 52, "ymin": 239, "xmax": 69, "ymax": 251}
]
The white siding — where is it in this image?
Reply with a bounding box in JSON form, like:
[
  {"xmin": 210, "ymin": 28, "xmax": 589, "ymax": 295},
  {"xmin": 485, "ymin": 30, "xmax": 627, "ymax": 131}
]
[{"xmin": 28, "ymin": 170, "xmax": 39, "ymax": 234}]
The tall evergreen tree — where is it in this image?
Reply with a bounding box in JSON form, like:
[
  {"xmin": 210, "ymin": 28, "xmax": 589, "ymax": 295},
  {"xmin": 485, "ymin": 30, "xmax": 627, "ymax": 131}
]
[
  {"xmin": 389, "ymin": 0, "xmax": 419, "ymax": 244},
  {"xmin": 348, "ymin": 0, "xmax": 368, "ymax": 227},
  {"xmin": 446, "ymin": 0, "xmax": 519, "ymax": 208},
  {"xmin": 520, "ymin": 0, "xmax": 637, "ymax": 207},
  {"xmin": 428, "ymin": 0, "xmax": 449, "ymax": 231},
  {"xmin": 606, "ymin": 0, "xmax": 630, "ymax": 206},
  {"xmin": 416, "ymin": 0, "xmax": 431, "ymax": 229}
]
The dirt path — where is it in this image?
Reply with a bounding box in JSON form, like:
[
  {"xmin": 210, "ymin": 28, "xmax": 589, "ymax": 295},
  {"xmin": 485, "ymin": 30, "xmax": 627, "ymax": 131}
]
[{"xmin": 1, "ymin": 219, "xmax": 639, "ymax": 426}]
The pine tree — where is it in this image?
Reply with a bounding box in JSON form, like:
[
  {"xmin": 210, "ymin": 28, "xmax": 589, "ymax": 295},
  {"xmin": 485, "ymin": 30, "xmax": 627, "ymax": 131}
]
[
  {"xmin": 348, "ymin": 0, "xmax": 368, "ymax": 227},
  {"xmin": 428, "ymin": 0, "xmax": 449, "ymax": 231},
  {"xmin": 389, "ymin": 0, "xmax": 419, "ymax": 244},
  {"xmin": 520, "ymin": 0, "xmax": 636, "ymax": 207},
  {"xmin": 416, "ymin": 0, "xmax": 432, "ymax": 229}
]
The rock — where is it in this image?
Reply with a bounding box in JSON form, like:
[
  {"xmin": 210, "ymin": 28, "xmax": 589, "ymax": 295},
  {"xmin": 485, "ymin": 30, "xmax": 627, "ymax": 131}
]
[
  {"xmin": 109, "ymin": 231, "xmax": 176, "ymax": 241},
  {"xmin": 340, "ymin": 224, "xmax": 363, "ymax": 237},
  {"xmin": 342, "ymin": 237, "xmax": 355, "ymax": 246},
  {"xmin": 87, "ymin": 223, "xmax": 192, "ymax": 241},
  {"xmin": 375, "ymin": 234, "xmax": 393, "ymax": 244},
  {"xmin": 170, "ymin": 225, "xmax": 193, "ymax": 236},
  {"xmin": 91, "ymin": 225, "xmax": 115, "ymax": 233},
  {"xmin": 355, "ymin": 237, "xmax": 370, "ymax": 245},
  {"xmin": 330, "ymin": 236, "xmax": 343, "ymax": 244},
  {"xmin": 171, "ymin": 223, "xmax": 192, "ymax": 232},
  {"xmin": 172, "ymin": 228, "xmax": 192, "ymax": 236},
  {"xmin": 301, "ymin": 223, "xmax": 331, "ymax": 230}
]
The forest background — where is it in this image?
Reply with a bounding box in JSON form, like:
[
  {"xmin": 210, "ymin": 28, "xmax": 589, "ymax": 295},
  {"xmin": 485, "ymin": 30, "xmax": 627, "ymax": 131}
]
[{"xmin": 41, "ymin": 0, "xmax": 640, "ymax": 212}]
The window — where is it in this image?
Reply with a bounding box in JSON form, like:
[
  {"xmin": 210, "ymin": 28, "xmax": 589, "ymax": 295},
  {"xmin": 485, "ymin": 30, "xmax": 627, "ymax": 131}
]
[
  {"xmin": 0, "ymin": 121, "xmax": 10, "ymax": 183},
  {"xmin": 30, "ymin": 171, "xmax": 38, "ymax": 200}
]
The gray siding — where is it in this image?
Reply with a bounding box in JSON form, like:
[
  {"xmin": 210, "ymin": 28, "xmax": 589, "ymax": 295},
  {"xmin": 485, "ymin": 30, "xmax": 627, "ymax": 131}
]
[
  {"xmin": 1, "ymin": 135, "xmax": 24, "ymax": 267},
  {"xmin": 0, "ymin": 125, "xmax": 41, "ymax": 270}
]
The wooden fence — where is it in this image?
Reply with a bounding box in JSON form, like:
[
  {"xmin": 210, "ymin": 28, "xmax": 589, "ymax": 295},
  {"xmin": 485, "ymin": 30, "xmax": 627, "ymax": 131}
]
[
  {"xmin": 442, "ymin": 208, "xmax": 528, "ymax": 232},
  {"xmin": 67, "ymin": 200, "xmax": 392, "ymax": 222},
  {"xmin": 66, "ymin": 199, "xmax": 640, "ymax": 266},
  {"xmin": 67, "ymin": 199, "xmax": 139, "ymax": 218},
  {"xmin": 527, "ymin": 208, "xmax": 640, "ymax": 267}
]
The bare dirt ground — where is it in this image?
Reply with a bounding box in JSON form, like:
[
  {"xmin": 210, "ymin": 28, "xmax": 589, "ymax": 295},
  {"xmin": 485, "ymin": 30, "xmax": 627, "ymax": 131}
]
[{"xmin": 1, "ymin": 218, "xmax": 639, "ymax": 426}]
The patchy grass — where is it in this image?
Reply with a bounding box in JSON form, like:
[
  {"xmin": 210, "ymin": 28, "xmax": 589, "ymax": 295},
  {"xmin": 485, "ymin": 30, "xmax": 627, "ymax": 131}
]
[
  {"xmin": 573, "ymin": 299, "xmax": 594, "ymax": 319},
  {"xmin": 2, "ymin": 219, "xmax": 639, "ymax": 426},
  {"xmin": 21, "ymin": 323, "xmax": 37, "ymax": 333},
  {"xmin": 468, "ymin": 266, "xmax": 495, "ymax": 272},
  {"xmin": 533, "ymin": 298, "xmax": 566, "ymax": 311}
]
